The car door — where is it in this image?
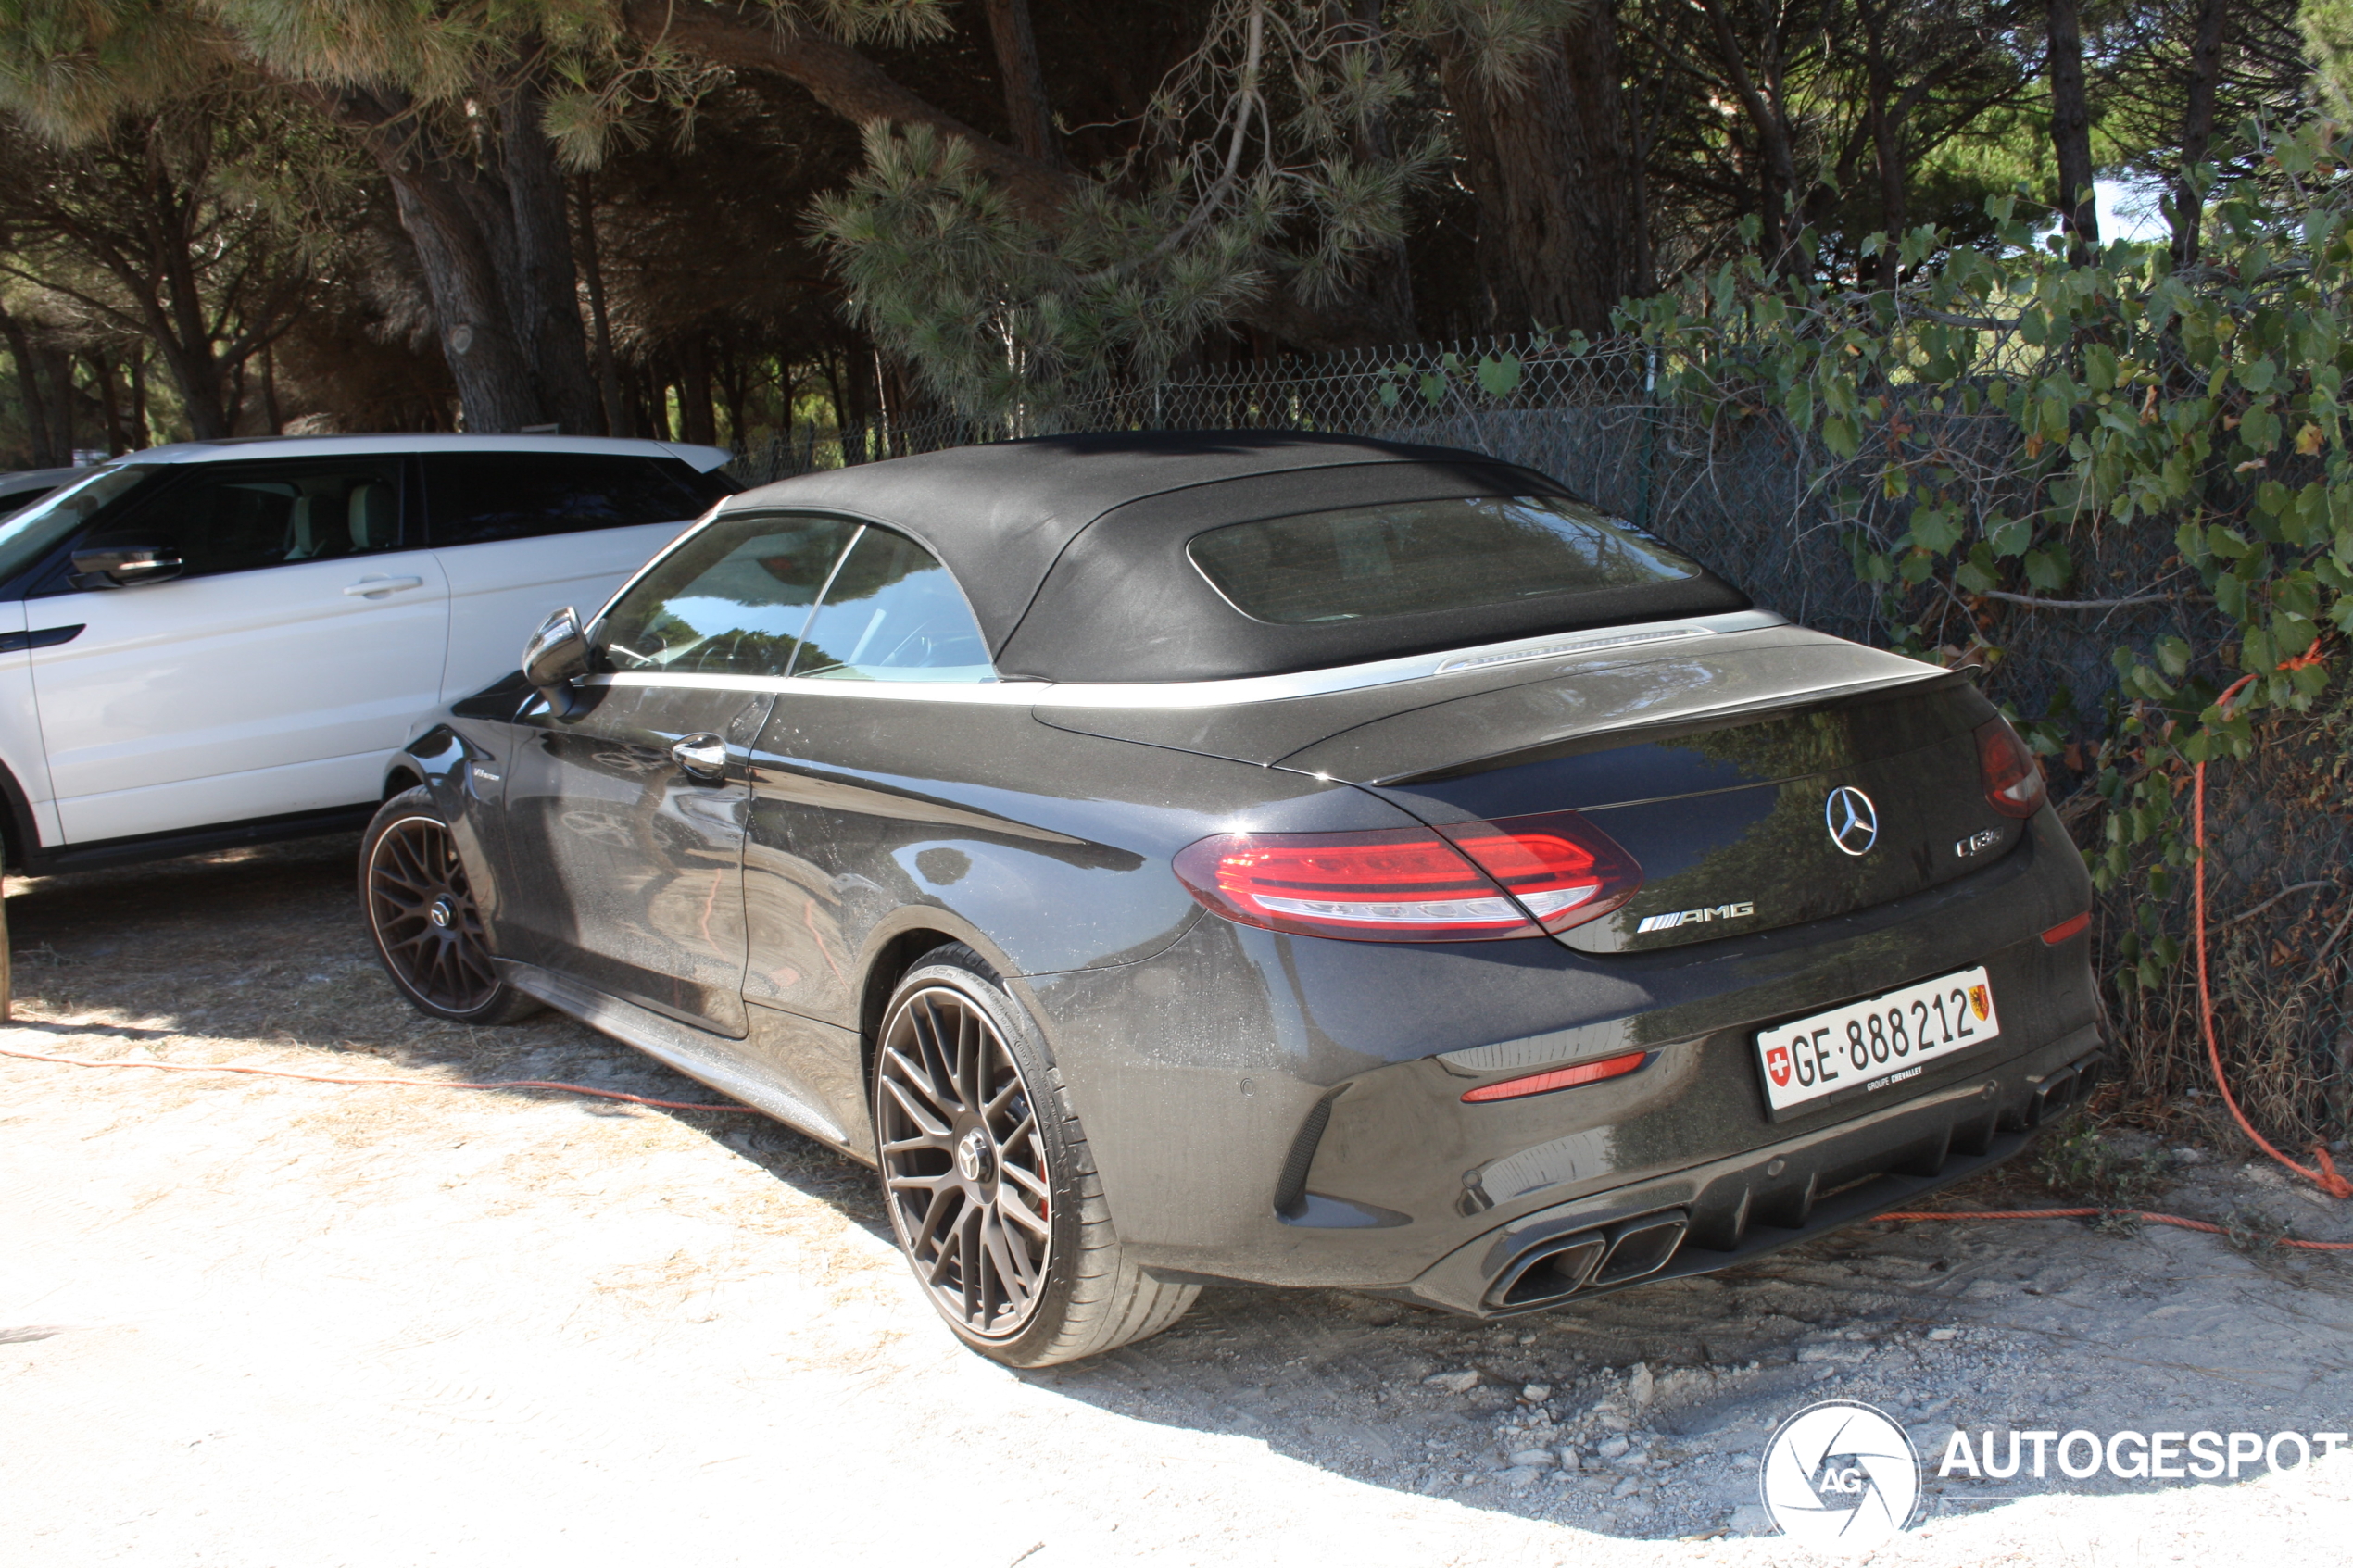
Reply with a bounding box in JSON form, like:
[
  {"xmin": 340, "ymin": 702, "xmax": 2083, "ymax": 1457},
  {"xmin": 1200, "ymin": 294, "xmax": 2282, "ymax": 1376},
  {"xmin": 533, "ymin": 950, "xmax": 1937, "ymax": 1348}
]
[
  {"xmin": 737, "ymin": 522, "xmax": 1003, "ymax": 1027},
  {"xmin": 496, "ymin": 510, "xmax": 862, "ymax": 1037},
  {"xmin": 23, "ymin": 456, "xmax": 450, "ymax": 844},
  {"xmin": 422, "ymin": 450, "xmax": 736, "ymax": 702}
]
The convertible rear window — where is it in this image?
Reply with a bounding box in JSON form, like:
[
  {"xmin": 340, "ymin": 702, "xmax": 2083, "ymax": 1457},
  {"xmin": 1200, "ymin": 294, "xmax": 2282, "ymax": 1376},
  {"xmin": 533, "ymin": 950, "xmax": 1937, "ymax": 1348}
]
[{"xmin": 1187, "ymin": 496, "xmax": 1705, "ymax": 625}]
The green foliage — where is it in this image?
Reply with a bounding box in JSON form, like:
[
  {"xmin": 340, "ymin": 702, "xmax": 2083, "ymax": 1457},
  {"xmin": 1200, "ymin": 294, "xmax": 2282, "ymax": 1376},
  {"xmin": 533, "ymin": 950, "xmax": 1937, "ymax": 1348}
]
[
  {"xmin": 2033, "ymin": 1113, "xmax": 2170, "ymax": 1208},
  {"xmin": 1613, "ymin": 119, "xmax": 2353, "ymax": 990},
  {"xmin": 2308, "ymin": 0, "xmax": 2353, "ymax": 118},
  {"xmin": 813, "ymin": 1, "xmax": 1437, "ymax": 421},
  {"xmin": 812, "ymin": 123, "xmax": 1275, "ymax": 423}
]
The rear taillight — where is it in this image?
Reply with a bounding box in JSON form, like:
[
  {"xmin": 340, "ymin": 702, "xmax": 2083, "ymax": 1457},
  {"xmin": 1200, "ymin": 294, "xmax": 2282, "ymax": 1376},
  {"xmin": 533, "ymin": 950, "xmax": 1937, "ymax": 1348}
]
[
  {"xmin": 1976, "ymin": 717, "xmax": 2046, "ymax": 819},
  {"xmin": 1173, "ymin": 814, "xmax": 1642, "ymax": 943},
  {"xmin": 1437, "ymin": 811, "xmax": 1642, "ymax": 934}
]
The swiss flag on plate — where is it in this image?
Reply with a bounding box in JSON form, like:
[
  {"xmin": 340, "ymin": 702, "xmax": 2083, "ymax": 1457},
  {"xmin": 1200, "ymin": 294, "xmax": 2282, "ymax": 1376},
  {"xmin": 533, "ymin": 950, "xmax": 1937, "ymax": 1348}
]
[{"xmin": 1766, "ymin": 1044, "xmax": 1792, "ymax": 1087}]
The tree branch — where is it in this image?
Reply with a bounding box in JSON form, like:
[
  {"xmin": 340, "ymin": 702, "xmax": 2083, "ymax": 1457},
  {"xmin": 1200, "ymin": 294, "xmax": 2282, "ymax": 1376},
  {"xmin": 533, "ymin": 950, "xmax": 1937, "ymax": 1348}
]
[
  {"xmin": 1974, "ymin": 589, "xmax": 2191, "ymax": 609},
  {"xmin": 2217, "ymin": 880, "xmax": 2337, "ymax": 932},
  {"xmin": 617, "ymin": 0, "xmax": 1076, "ymax": 222}
]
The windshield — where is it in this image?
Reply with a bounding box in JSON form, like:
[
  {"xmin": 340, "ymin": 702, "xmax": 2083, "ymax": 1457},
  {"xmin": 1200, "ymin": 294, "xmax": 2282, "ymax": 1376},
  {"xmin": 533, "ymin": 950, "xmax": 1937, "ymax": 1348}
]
[
  {"xmin": 1187, "ymin": 495, "xmax": 1704, "ymax": 625},
  {"xmin": 0, "ymin": 464, "xmax": 165, "ymax": 584}
]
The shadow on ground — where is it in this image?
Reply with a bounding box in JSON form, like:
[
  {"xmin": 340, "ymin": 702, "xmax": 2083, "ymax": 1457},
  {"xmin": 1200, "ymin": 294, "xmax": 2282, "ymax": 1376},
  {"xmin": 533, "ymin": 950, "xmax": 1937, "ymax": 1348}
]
[{"xmin": 9, "ymin": 835, "xmax": 2344, "ymax": 1543}]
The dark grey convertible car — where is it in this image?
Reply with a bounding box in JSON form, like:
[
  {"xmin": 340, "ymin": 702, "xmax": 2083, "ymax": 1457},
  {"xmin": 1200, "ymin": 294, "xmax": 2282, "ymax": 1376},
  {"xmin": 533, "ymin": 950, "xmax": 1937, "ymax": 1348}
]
[{"xmin": 363, "ymin": 432, "xmax": 2101, "ymax": 1366}]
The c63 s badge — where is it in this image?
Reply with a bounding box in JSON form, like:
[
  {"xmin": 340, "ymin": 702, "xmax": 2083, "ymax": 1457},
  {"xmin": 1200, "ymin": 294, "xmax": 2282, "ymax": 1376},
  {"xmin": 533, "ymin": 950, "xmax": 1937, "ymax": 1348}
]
[{"xmin": 1637, "ymin": 900, "xmax": 1755, "ymax": 935}]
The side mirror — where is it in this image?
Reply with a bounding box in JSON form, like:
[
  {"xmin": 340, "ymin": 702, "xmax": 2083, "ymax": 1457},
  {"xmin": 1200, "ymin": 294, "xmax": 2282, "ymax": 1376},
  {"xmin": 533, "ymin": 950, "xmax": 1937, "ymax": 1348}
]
[
  {"xmin": 522, "ymin": 606, "xmax": 591, "ymax": 715},
  {"xmin": 70, "ymin": 544, "xmax": 182, "ymax": 588}
]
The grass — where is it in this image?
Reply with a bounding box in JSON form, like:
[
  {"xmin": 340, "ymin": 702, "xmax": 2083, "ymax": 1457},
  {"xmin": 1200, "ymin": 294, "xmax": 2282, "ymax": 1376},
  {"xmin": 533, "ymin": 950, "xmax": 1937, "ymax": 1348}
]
[{"xmin": 2032, "ymin": 1112, "xmax": 2170, "ymax": 1210}]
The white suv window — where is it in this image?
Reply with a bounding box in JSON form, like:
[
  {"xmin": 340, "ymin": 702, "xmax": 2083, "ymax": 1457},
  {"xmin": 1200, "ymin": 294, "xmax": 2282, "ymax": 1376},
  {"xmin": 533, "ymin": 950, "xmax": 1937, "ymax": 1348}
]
[
  {"xmin": 72, "ymin": 459, "xmax": 405, "ymax": 583},
  {"xmin": 424, "ymin": 453, "xmax": 731, "ymax": 545}
]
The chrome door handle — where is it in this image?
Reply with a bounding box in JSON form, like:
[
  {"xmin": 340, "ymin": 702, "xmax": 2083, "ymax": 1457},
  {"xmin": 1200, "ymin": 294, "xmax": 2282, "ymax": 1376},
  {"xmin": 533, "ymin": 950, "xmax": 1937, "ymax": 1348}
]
[
  {"xmin": 671, "ymin": 734, "xmax": 728, "ymax": 781},
  {"xmin": 344, "ymin": 576, "xmax": 424, "ymax": 597}
]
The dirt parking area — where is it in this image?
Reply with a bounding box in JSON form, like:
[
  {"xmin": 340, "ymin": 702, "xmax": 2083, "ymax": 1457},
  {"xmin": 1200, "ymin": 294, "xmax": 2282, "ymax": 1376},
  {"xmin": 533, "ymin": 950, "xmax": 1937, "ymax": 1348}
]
[{"xmin": 5, "ymin": 838, "xmax": 2353, "ymax": 1565}]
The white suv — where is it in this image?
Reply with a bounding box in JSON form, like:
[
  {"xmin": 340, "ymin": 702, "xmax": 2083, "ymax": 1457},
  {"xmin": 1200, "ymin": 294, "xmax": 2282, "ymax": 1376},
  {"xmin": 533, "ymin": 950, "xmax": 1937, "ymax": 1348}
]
[{"xmin": 0, "ymin": 433, "xmax": 733, "ymax": 872}]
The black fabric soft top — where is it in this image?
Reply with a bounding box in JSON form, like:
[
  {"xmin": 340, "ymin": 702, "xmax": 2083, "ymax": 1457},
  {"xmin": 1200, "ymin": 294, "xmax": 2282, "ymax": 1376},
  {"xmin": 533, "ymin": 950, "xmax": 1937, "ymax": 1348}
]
[{"xmin": 724, "ymin": 430, "xmax": 1747, "ymax": 683}]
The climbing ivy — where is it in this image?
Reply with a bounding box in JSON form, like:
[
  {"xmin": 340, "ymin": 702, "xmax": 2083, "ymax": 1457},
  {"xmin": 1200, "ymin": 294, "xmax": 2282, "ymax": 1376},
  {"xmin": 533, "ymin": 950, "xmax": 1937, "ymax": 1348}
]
[{"xmin": 1612, "ymin": 122, "xmax": 2353, "ymax": 992}]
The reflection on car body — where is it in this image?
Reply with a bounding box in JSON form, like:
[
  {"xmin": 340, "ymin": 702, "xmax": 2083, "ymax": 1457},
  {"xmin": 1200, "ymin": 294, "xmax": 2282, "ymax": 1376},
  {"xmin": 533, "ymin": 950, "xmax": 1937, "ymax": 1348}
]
[{"xmin": 362, "ymin": 431, "xmax": 2102, "ymax": 1368}]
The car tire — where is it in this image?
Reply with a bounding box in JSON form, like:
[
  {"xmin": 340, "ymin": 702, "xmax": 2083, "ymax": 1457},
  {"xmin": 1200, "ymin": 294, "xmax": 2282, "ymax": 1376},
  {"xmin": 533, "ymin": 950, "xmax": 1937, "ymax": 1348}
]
[
  {"xmin": 872, "ymin": 944, "xmax": 1197, "ymax": 1367},
  {"xmin": 360, "ymin": 786, "xmax": 542, "ymax": 1025}
]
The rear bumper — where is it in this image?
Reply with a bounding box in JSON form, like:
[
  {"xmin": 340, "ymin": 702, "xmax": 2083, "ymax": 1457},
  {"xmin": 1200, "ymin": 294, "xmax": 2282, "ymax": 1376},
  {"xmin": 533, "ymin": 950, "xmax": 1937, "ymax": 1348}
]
[
  {"xmin": 1388, "ymin": 1028, "xmax": 2101, "ymax": 1317},
  {"xmin": 1023, "ymin": 808, "xmax": 2099, "ymax": 1304}
]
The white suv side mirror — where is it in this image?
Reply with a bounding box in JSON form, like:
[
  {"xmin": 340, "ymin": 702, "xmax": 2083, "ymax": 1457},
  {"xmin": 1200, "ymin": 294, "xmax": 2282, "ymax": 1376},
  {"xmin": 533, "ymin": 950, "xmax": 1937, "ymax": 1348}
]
[{"xmin": 70, "ymin": 544, "xmax": 183, "ymax": 588}]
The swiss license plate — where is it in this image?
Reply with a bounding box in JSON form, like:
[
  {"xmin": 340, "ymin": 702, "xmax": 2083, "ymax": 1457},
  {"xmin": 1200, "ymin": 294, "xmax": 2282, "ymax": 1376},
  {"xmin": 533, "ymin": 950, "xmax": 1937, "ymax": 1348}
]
[{"xmin": 1754, "ymin": 967, "xmax": 2000, "ymax": 1115}]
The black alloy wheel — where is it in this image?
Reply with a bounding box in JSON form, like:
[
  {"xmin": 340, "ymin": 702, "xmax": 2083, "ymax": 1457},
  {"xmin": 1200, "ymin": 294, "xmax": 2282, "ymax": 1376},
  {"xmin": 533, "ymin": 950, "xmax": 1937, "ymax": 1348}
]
[
  {"xmin": 361, "ymin": 787, "xmax": 538, "ymax": 1024},
  {"xmin": 870, "ymin": 947, "xmax": 1198, "ymax": 1367},
  {"xmin": 875, "ymin": 982, "xmax": 1054, "ymax": 1338}
]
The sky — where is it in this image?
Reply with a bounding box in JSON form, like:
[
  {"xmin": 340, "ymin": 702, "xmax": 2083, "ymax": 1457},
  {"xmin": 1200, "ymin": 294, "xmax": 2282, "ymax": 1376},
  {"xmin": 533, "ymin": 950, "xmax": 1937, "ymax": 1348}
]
[{"xmin": 2096, "ymin": 177, "xmax": 2173, "ymax": 243}]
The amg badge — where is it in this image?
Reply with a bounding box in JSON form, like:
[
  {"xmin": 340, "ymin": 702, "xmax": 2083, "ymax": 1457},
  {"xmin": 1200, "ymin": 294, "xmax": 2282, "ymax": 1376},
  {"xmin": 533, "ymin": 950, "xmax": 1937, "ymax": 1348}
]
[{"xmin": 1636, "ymin": 901, "xmax": 1756, "ymax": 934}]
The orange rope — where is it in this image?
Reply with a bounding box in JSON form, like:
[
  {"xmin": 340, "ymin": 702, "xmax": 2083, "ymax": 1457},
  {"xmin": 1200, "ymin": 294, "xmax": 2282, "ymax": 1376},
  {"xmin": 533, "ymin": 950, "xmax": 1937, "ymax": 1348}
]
[
  {"xmin": 1880, "ymin": 1208, "xmax": 2353, "ymax": 1252},
  {"xmin": 0, "ymin": 1042, "xmax": 756, "ymax": 1114},
  {"xmin": 2195, "ymin": 672, "xmax": 2353, "ymax": 1198}
]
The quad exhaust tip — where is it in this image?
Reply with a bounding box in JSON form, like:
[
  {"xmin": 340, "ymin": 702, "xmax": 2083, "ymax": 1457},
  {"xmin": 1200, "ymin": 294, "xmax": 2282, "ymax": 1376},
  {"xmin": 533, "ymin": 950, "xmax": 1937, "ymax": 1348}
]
[{"xmin": 1485, "ymin": 1209, "xmax": 1689, "ymax": 1311}]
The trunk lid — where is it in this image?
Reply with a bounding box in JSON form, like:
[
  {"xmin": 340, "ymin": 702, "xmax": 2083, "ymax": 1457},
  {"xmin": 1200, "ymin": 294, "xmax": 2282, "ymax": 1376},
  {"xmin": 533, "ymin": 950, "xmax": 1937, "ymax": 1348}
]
[
  {"xmin": 1320, "ymin": 675, "xmax": 2020, "ymax": 952},
  {"xmin": 1038, "ymin": 624, "xmax": 2024, "ymax": 950}
]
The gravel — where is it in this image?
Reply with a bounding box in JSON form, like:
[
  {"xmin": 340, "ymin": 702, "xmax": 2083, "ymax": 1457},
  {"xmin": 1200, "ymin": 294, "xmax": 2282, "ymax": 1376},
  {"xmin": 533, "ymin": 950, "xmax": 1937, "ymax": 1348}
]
[{"xmin": 5, "ymin": 837, "xmax": 2353, "ymax": 1565}]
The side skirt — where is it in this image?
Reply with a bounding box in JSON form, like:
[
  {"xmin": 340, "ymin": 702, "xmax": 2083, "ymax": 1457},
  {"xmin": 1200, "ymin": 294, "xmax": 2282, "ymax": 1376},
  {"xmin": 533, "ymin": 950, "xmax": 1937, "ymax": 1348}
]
[
  {"xmin": 500, "ymin": 960, "xmax": 852, "ymax": 1152},
  {"xmin": 15, "ymin": 802, "xmax": 379, "ymax": 876}
]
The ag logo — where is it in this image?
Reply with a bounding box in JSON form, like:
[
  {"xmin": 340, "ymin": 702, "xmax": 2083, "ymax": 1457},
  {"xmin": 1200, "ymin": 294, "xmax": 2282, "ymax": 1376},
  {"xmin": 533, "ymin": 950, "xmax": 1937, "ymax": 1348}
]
[
  {"xmin": 1765, "ymin": 1043, "xmax": 1793, "ymax": 1087},
  {"xmin": 1823, "ymin": 786, "xmax": 1880, "ymax": 857},
  {"xmin": 1758, "ymin": 1399, "xmax": 1919, "ymax": 1549}
]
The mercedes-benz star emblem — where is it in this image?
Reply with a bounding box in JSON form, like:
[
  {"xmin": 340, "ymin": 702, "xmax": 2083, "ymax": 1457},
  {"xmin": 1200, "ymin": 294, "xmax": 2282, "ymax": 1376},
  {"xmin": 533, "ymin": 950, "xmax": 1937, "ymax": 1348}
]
[
  {"xmin": 1824, "ymin": 786, "xmax": 1880, "ymax": 857},
  {"xmin": 954, "ymin": 1127, "xmax": 994, "ymax": 1185}
]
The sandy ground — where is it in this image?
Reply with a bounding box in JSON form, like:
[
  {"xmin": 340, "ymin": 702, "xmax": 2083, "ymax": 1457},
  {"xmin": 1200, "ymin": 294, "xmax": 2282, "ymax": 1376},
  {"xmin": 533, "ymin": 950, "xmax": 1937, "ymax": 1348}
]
[{"xmin": 5, "ymin": 837, "xmax": 2353, "ymax": 1567}]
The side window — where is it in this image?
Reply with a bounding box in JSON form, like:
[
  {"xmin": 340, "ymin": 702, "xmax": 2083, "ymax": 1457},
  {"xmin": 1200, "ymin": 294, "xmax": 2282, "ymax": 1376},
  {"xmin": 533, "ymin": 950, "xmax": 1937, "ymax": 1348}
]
[
  {"xmin": 81, "ymin": 459, "xmax": 404, "ymax": 581},
  {"xmin": 423, "ymin": 453, "xmax": 732, "ymax": 546},
  {"xmin": 792, "ymin": 527, "xmax": 993, "ymax": 683},
  {"xmin": 596, "ymin": 514, "xmax": 860, "ymax": 677}
]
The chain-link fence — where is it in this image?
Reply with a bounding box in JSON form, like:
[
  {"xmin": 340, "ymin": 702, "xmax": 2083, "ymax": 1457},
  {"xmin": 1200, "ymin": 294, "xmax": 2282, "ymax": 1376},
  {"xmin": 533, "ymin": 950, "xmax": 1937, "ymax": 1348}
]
[{"xmin": 725, "ymin": 332, "xmax": 2353, "ymax": 1146}]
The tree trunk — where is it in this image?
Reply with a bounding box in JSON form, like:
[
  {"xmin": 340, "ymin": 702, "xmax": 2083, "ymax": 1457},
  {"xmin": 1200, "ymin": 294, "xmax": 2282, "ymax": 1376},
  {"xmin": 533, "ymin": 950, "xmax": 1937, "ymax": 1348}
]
[
  {"xmin": 1867, "ymin": 98, "xmax": 1906, "ymax": 286},
  {"xmin": 982, "ymin": 0, "xmax": 1061, "ymax": 167},
  {"xmin": 495, "ymin": 48, "xmax": 599, "ymax": 436},
  {"xmin": 576, "ymin": 174, "xmax": 628, "ymax": 436},
  {"xmin": 40, "ymin": 348, "xmax": 76, "ymax": 462},
  {"xmin": 1434, "ymin": 9, "xmax": 1640, "ymax": 335},
  {"xmin": 86, "ymin": 350, "xmax": 127, "ymax": 454},
  {"xmin": 2173, "ymin": 0, "xmax": 2228, "ymax": 266},
  {"xmin": 0, "ymin": 306, "xmax": 61, "ymax": 467},
  {"xmin": 677, "ymin": 335, "xmax": 718, "ymax": 446},
  {"xmin": 645, "ymin": 355, "xmax": 675, "ymax": 442},
  {"xmin": 2046, "ymin": 0, "xmax": 2099, "ymax": 260},
  {"xmin": 311, "ymin": 82, "xmax": 594, "ymax": 433},
  {"xmin": 1696, "ymin": 0, "xmax": 1806, "ymax": 275},
  {"xmin": 1335, "ymin": 0, "xmax": 1414, "ymax": 337}
]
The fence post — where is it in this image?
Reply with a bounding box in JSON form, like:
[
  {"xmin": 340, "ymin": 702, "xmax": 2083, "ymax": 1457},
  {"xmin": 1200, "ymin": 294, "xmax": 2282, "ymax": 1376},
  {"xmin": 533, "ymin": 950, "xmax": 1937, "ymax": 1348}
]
[{"xmin": 1634, "ymin": 345, "xmax": 1660, "ymax": 531}]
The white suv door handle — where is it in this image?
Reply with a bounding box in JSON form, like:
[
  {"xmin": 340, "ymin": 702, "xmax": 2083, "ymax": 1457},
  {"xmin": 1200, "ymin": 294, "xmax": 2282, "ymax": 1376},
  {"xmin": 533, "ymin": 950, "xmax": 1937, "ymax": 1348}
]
[{"xmin": 344, "ymin": 576, "xmax": 424, "ymax": 597}]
